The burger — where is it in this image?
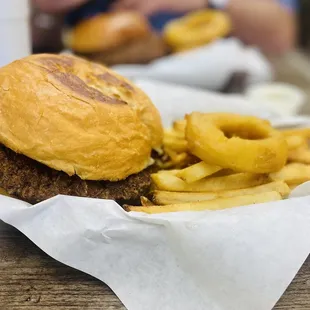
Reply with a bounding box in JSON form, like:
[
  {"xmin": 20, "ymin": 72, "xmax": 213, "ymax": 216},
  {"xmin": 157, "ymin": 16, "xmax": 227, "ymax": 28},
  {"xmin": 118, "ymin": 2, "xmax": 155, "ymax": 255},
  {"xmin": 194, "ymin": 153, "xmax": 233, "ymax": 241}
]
[
  {"xmin": 63, "ymin": 11, "xmax": 168, "ymax": 65},
  {"xmin": 0, "ymin": 54, "xmax": 163, "ymax": 204}
]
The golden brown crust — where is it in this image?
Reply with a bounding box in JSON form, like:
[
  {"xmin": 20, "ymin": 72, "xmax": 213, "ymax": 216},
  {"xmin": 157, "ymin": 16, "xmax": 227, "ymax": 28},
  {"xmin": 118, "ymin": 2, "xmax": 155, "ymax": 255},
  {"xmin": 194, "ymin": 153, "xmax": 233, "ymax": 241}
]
[
  {"xmin": 0, "ymin": 54, "xmax": 163, "ymax": 181},
  {"xmin": 64, "ymin": 11, "xmax": 152, "ymax": 53}
]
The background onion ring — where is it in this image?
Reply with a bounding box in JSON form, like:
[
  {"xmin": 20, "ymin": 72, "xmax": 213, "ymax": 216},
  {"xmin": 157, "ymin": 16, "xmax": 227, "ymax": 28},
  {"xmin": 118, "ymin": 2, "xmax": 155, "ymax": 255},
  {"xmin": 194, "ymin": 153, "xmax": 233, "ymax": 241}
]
[
  {"xmin": 186, "ymin": 113, "xmax": 288, "ymax": 173},
  {"xmin": 163, "ymin": 10, "xmax": 231, "ymax": 52}
]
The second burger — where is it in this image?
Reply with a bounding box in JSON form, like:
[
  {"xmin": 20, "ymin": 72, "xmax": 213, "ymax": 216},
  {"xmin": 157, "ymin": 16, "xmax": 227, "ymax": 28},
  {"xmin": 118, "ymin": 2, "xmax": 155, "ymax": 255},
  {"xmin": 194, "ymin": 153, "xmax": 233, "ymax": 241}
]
[{"xmin": 63, "ymin": 11, "xmax": 168, "ymax": 65}]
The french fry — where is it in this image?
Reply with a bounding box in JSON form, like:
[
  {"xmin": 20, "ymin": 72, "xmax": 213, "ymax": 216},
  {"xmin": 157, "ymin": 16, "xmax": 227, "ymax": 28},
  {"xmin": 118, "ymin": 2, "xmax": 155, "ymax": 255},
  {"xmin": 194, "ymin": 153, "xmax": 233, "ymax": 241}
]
[
  {"xmin": 156, "ymin": 157, "xmax": 190, "ymax": 169},
  {"xmin": 165, "ymin": 148, "xmax": 193, "ymax": 168},
  {"xmin": 153, "ymin": 190, "xmax": 219, "ymax": 205},
  {"xmin": 270, "ymin": 163, "xmax": 310, "ymax": 185},
  {"xmin": 126, "ymin": 191, "xmax": 282, "ymax": 214},
  {"xmin": 164, "ymin": 147, "xmax": 178, "ymax": 160},
  {"xmin": 285, "ymin": 135, "xmax": 307, "ymax": 150},
  {"xmin": 163, "ymin": 137, "xmax": 188, "ymax": 152},
  {"xmin": 164, "ymin": 128, "xmax": 185, "ymax": 139},
  {"xmin": 156, "ymin": 150, "xmax": 197, "ymax": 169},
  {"xmin": 155, "ymin": 159, "xmax": 172, "ymax": 169},
  {"xmin": 151, "ymin": 172, "xmax": 270, "ymax": 192},
  {"xmin": 173, "ymin": 152, "xmax": 189, "ymax": 164},
  {"xmin": 157, "ymin": 169, "xmax": 180, "ymax": 176},
  {"xmin": 151, "ymin": 173, "xmax": 185, "ymax": 191},
  {"xmin": 176, "ymin": 161, "xmax": 222, "ymax": 183},
  {"xmin": 211, "ymin": 169, "xmax": 236, "ymax": 177},
  {"xmin": 173, "ymin": 119, "xmax": 187, "ymax": 133},
  {"xmin": 152, "ymin": 181, "xmax": 290, "ymax": 204},
  {"xmin": 288, "ymin": 147, "xmax": 310, "ymax": 164},
  {"xmin": 153, "ymin": 146, "xmax": 164, "ymax": 155},
  {"xmin": 282, "ymin": 128, "xmax": 310, "ymax": 137},
  {"xmin": 172, "ymin": 153, "xmax": 191, "ymax": 168},
  {"xmin": 140, "ymin": 196, "xmax": 155, "ymax": 206}
]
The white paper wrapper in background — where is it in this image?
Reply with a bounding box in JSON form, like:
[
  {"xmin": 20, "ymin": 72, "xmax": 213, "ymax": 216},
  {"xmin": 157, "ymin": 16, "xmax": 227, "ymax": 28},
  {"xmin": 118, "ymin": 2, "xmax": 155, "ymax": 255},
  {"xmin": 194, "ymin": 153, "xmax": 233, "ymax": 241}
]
[
  {"xmin": 112, "ymin": 39, "xmax": 273, "ymax": 90},
  {"xmin": 134, "ymin": 79, "xmax": 277, "ymax": 127},
  {"xmin": 1, "ymin": 88, "xmax": 310, "ymax": 310},
  {"xmin": 134, "ymin": 79, "xmax": 310, "ymax": 126}
]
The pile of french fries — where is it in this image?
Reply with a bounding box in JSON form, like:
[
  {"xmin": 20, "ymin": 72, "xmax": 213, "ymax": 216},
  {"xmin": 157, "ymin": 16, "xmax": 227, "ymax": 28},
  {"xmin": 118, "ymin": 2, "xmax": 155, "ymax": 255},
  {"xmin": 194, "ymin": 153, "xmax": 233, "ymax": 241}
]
[
  {"xmin": 125, "ymin": 119, "xmax": 310, "ymax": 214},
  {"xmin": 272, "ymin": 128, "xmax": 310, "ymax": 190},
  {"xmin": 155, "ymin": 119, "xmax": 194, "ymax": 169}
]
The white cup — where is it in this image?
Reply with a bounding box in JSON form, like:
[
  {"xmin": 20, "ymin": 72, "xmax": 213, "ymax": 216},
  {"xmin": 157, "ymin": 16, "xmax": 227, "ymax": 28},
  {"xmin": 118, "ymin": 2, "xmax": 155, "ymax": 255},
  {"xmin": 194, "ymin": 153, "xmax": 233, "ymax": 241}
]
[
  {"xmin": 245, "ymin": 82, "xmax": 307, "ymax": 117},
  {"xmin": 0, "ymin": 0, "xmax": 31, "ymax": 67}
]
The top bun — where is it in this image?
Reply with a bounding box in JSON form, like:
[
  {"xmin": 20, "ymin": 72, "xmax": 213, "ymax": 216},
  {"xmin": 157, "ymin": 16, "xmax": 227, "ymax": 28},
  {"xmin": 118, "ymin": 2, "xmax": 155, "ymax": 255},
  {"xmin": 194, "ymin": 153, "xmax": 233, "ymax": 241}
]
[
  {"xmin": 64, "ymin": 11, "xmax": 151, "ymax": 53},
  {"xmin": 0, "ymin": 54, "xmax": 163, "ymax": 181}
]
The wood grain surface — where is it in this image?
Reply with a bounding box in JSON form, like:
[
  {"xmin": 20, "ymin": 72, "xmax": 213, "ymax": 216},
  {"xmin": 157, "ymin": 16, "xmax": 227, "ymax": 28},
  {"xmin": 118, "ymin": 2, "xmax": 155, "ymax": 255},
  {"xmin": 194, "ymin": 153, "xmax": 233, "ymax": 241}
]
[{"xmin": 0, "ymin": 220, "xmax": 309, "ymax": 310}]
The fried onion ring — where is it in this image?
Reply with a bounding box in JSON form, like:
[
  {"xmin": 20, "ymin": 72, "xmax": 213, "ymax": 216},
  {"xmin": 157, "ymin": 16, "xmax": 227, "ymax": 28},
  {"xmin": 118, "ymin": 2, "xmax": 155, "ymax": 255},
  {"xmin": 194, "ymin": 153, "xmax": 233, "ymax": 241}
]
[
  {"xmin": 163, "ymin": 10, "xmax": 231, "ymax": 52},
  {"xmin": 186, "ymin": 113, "xmax": 288, "ymax": 173}
]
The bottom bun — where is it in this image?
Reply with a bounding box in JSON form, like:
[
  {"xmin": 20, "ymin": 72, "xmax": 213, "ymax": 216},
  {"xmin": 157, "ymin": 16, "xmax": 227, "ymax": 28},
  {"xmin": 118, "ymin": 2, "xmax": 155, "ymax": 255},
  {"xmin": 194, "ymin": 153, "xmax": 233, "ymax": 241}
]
[{"xmin": 0, "ymin": 144, "xmax": 155, "ymax": 205}]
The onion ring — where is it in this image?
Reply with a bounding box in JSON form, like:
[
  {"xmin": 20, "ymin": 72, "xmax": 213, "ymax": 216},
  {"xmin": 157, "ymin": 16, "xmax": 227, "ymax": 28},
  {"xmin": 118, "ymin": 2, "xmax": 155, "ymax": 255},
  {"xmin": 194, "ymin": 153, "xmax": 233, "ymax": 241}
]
[
  {"xmin": 163, "ymin": 10, "xmax": 231, "ymax": 52},
  {"xmin": 186, "ymin": 113, "xmax": 288, "ymax": 173}
]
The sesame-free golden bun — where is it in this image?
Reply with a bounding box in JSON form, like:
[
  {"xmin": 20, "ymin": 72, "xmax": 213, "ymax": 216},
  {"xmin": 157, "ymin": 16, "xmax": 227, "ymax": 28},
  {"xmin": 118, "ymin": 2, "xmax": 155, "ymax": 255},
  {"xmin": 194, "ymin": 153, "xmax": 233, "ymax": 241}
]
[
  {"xmin": 63, "ymin": 11, "xmax": 152, "ymax": 53},
  {"xmin": 0, "ymin": 54, "xmax": 163, "ymax": 181}
]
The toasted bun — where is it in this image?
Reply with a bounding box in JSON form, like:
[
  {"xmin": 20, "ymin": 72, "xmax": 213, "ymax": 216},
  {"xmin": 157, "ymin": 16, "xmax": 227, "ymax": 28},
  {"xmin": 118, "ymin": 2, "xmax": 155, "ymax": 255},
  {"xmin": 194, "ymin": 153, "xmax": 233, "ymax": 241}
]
[
  {"xmin": 64, "ymin": 11, "xmax": 151, "ymax": 53},
  {"xmin": 0, "ymin": 54, "xmax": 163, "ymax": 181}
]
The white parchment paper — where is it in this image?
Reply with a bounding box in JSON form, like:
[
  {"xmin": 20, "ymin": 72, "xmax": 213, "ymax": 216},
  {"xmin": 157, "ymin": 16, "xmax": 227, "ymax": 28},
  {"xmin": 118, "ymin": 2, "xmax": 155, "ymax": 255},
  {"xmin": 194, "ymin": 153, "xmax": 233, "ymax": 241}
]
[
  {"xmin": 0, "ymin": 194, "xmax": 310, "ymax": 310},
  {"xmin": 112, "ymin": 38, "xmax": 273, "ymax": 90},
  {"xmin": 1, "ymin": 83, "xmax": 310, "ymax": 310},
  {"xmin": 134, "ymin": 79, "xmax": 277, "ymax": 127}
]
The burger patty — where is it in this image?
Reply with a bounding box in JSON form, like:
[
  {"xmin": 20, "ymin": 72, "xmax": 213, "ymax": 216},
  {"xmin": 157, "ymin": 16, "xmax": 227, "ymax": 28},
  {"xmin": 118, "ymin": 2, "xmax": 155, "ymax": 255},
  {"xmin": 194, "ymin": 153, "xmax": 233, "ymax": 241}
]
[{"xmin": 0, "ymin": 144, "xmax": 154, "ymax": 204}]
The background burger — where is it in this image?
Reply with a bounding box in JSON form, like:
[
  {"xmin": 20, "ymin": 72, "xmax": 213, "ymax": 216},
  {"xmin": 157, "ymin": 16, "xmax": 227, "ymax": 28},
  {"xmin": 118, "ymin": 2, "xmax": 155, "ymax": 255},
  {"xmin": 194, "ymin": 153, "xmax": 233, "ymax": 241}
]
[
  {"xmin": 0, "ymin": 53, "xmax": 163, "ymax": 204},
  {"xmin": 63, "ymin": 11, "xmax": 168, "ymax": 65}
]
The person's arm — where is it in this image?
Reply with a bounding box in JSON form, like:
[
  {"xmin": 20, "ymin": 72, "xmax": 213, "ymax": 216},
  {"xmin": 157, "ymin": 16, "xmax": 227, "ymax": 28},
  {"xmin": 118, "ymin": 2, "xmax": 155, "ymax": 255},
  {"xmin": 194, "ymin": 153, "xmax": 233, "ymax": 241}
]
[
  {"xmin": 33, "ymin": 0, "xmax": 89, "ymax": 13},
  {"xmin": 224, "ymin": 0, "xmax": 296, "ymax": 54}
]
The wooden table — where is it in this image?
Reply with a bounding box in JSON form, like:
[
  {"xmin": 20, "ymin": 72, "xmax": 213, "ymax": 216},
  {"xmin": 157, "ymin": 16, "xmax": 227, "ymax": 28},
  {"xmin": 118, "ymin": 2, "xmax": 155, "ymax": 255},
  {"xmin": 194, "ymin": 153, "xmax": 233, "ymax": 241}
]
[
  {"xmin": 0, "ymin": 221, "xmax": 309, "ymax": 310},
  {"xmin": 1, "ymin": 51, "xmax": 310, "ymax": 309}
]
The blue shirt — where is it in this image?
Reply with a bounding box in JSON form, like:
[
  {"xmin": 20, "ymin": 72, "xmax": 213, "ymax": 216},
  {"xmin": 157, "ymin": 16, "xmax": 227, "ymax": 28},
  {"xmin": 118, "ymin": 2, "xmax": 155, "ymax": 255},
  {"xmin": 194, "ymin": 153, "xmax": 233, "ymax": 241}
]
[
  {"xmin": 280, "ymin": 0, "xmax": 298, "ymax": 10},
  {"xmin": 66, "ymin": 0, "xmax": 298, "ymax": 31},
  {"xmin": 66, "ymin": 0, "xmax": 184, "ymax": 31}
]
